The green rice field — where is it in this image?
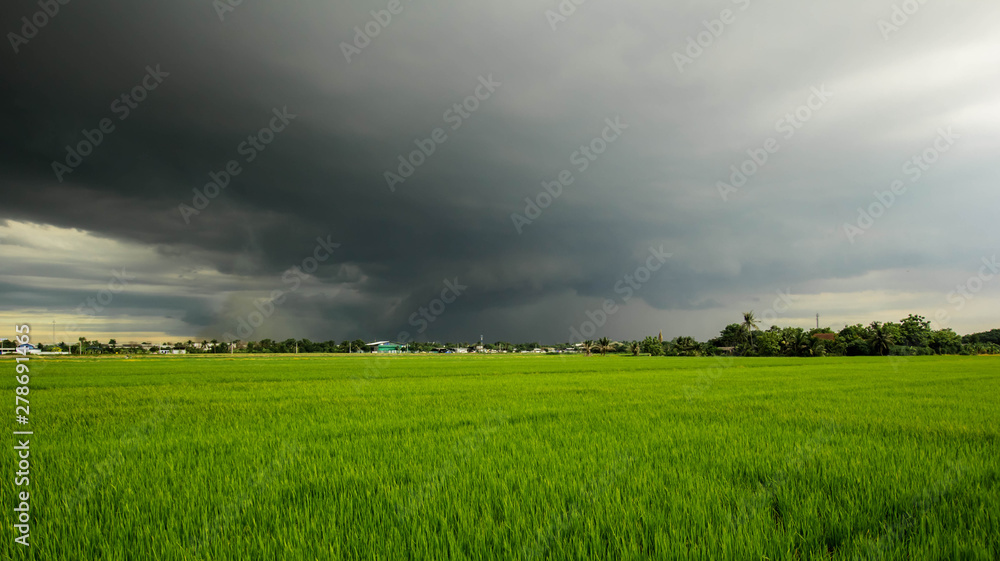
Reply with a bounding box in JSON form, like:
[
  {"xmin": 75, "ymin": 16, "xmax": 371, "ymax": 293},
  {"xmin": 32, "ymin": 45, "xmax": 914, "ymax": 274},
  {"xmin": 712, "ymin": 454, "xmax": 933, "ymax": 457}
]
[{"xmin": 3, "ymin": 354, "xmax": 998, "ymax": 560}]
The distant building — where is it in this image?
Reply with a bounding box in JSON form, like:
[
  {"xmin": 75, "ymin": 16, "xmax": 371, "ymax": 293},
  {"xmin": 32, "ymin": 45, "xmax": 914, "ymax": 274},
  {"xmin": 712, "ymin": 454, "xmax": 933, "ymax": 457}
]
[
  {"xmin": 812, "ymin": 333, "xmax": 837, "ymax": 342},
  {"xmin": 15, "ymin": 344, "xmax": 41, "ymax": 355},
  {"xmin": 365, "ymin": 341, "xmax": 406, "ymax": 354}
]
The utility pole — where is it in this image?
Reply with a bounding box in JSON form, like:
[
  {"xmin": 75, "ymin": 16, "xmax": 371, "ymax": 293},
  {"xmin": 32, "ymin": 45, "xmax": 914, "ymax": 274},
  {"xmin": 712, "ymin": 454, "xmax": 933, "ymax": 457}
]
[{"xmin": 816, "ymin": 313, "xmax": 820, "ymax": 329}]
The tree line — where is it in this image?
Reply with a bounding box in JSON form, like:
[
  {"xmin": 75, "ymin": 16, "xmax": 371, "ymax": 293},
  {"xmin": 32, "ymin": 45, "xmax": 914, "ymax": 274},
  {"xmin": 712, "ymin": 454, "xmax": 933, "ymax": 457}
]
[
  {"xmin": 34, "ymin": 338, "xmax": 551, "ymax": 355},
  {"xmin": 16, "ymin": 316, "xmax": 1000, "ymax": 356},
  {"xmin": 592, "ymin": 314, "xmax": 999, "ymax": 357}
]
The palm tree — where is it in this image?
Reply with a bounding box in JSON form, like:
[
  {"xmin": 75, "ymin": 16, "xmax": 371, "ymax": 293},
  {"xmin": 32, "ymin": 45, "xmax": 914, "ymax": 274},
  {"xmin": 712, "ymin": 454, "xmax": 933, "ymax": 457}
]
[
  {"xmin": 792, "ymin": 330, "xmax": 813, "ymax": 357},
  {"xmin": 675, "ymin": 336, "xmax": 701, "ymax": 357},
  {"xmin": 808, "ymin": 336, "xmax": 826, "ymax": 357},
  {"xmin": 868, "ymin": 321, "xmax": 894, "ymax": 356},
  {"xmin": 583, "ymin": 340, "xmax": 593, "ymax": 357},
  {"xmin": 630, "ymin": 341, "xmax": 640, "ymax": 356},
  {"xmin": 597, "ymin": 337, "xmax": 613, "ymax": 356},
  {"xmin": 742, "ymin": 311, "xmax": 760, "ymax": 352},
  {"xmin": 778, "ymin": 328, "xmax": 816, "ymax": 357}
]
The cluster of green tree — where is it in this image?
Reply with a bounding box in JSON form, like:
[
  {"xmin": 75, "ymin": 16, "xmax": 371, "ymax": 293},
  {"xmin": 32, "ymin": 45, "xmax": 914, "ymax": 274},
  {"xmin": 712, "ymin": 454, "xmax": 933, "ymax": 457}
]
[
  {"xmin": 53, "ymin": 338, "xmax": 160, "ymax": 355},
  {"xmin": 243, "ymin": 339, "xmax": 366, "ymax": 354},
  {"xmin": 963, "ymin": 329, "xmax": 1000, "ymax": 346},
  {"xmin": 705, "ymin": 313, "xmax": 1000, "ymax": 357},
  {"xmin": 62, "ymin": 338, "xmax": 398, "ymax": 355},
  {"xmin": 42, "ymin": 338, "xmax": 120, "ymax": 354},
  {"xmin": 577, "ymin": 336, "xmax": 710, "ymax": 357},
  {"xmin": 576, "ymin": 314, "xmax": 1000, "ymax": 358}
]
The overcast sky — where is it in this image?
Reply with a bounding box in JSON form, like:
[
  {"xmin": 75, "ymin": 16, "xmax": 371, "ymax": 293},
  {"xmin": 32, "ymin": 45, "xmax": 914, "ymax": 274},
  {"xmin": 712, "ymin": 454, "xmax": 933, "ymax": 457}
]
[{"xmin": 2, "ymin": 0, "xmax": 999, "ymax": 345}]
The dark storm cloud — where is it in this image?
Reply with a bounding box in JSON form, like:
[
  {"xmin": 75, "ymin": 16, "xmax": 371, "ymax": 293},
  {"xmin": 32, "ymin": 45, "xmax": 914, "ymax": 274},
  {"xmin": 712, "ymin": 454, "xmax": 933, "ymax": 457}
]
[{"xmin": 2, "ymin": 0, "xmax": 999, "ymax": 341}]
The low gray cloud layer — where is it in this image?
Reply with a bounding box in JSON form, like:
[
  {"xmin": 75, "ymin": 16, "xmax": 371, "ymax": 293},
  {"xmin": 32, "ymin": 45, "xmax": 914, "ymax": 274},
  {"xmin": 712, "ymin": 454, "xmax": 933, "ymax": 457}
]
[{"xmin": 2, "ymin": 0, "xmax": 999, "ymax": 343}]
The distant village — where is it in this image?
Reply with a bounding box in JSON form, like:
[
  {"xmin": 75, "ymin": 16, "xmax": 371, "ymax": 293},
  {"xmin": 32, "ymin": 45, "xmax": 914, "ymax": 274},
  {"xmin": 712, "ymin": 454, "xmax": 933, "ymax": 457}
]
[
  {"xmin": 0, "ymin": 338, "xmax": 581, "ymax": 356},
  {"xmin": 3, "ymin": 314, "xmax": 999, "ymax": 358}
]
